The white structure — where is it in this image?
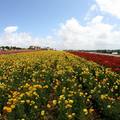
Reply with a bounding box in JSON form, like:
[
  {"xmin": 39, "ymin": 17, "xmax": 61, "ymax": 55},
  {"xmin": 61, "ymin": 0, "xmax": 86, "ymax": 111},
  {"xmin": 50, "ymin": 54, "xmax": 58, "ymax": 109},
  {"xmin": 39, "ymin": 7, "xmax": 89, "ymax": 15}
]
[{"xmin": 112, "ymin": 52, "xmax": 118, "ymax": 55}]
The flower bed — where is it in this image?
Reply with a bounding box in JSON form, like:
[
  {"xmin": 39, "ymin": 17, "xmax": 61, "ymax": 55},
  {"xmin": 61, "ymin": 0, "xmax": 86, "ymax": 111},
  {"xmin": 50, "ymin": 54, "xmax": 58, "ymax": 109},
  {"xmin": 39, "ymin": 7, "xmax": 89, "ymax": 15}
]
[
  {"xmin": 0, "ymin": 51, "xmax": 120, "ymax": 119},
  {"xmin": 0, "ymin": 50, "xmax": 35, "ymax": 55},
  {"xmin": 70, "ymin": 51, "xmax": 120, "ymax": 73}
]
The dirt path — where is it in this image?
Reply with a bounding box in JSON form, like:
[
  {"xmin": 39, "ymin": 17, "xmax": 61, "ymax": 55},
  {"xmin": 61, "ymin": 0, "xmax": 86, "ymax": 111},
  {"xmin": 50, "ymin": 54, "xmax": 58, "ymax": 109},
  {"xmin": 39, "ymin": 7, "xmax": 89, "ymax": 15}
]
[{"xmin": 89, "ymin": 52, "xmax": 120, "ymax": 57}]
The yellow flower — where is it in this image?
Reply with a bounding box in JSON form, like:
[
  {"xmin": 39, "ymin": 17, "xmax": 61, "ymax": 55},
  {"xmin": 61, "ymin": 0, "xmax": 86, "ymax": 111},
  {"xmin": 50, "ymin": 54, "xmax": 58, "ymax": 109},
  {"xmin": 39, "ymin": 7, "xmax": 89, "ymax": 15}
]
[
  {"xmin": 33, "ymin": 91, "xmax": 37, "ymax": 96},
  {"xmin": 65, "ymin": 100, "xmax": 68, "ymax": 104},
  {"xmin": 34, "ymin": 105, "xmax": 38, "ymax": 109},
  {"xmin": 13, "ymin": 98, "xmax": 17, "ymax": 103},
  {"xmin": 107, "ymin": 105, "xmax": 111, "ymax": 108},
  {"xmin": 86, "ymin": 98, "xmax": 90, "ymax": 102},
  {"xmin": 11, "ymin": 105, "xmax": 15, "ymax": 109},
  {"xmin": 32, "ymin": 79, "xmax": 35, "ymax": 82},
  {"xmin": 21, "ymin": 100, "xmax": 25, "ymax": 103},
  {"xmin": 89, "ymin": 108, "xmax": 94, "ymax": 113},
  {"xmin": 69, "ymin": 100, "xmax": 74, "ymax": 104},
  {"xmin": 26, "ymin": 92, "xmax": 31, "ymax": 96},
  {"xmin": 62, "ymin": 87, "xmax": 66, "ymax": 93},
  {"xmin": 83, "ymin": 108, "xmax": 88, "ymax": 115},
  {"xmin": 53, "ymin": 100, "xmax": 57, "ymax": 106},
  {"xmin": 25, "ymin": 83, "xmax": 30, "ymax": 87},
  {"xmin": 58, "ymin": 101, "xmax": 61, "ymax": 104},
  {"xmin": 67, "ymin": 114, "xmax": 72, "ymax": 119},
  {"xmin": 19, "ymin": 93, "xmax": 24, "ymax": 98},
  {"xmin": 72, "ymin": 113, "xmax": 75, "ymax": 116},
  {"xmin": 114, "ymin": 85, "xmax": 118, "ymax": 89},
  {"xmin": 65, "ymin": 104, "xmax": 72, "ymax": 108},
  {"xmin": 33, "ymin": 84, "xmax": 42, "ymax": 89},
  {"xmin": 100, "ymin": 94, "xmax": 108, "ymax": 100},
  {"xmin": 3, "ymin": 106, "xmax": 12, "ymax": 113},
  {"xmin": 21, "ymin": 119, "xmax": 25, "ymax": 120},
  {"xmin": 47, "ymin": 104, "xmax": 51, "ymax": 108},
  {"xmin": 59, "ymin": 95, "xmax": 65, "ymax": 100},
  {"xmin": 26, "ymin": 100, "xmax": 30, "ymax": 104},
  {"xmin": 41, "ymin": 110, "xmax": 45, "ymax": 116},
  {"xmin": 80, "ymin": 92, "xmax": 84, "ymax": 96},
  {"xmin": 31, "ymin": 100, "xmax": 35, "ymax": 105},
  {"xmin": 43, "ymin": 85, "xmax": 48, "ymax": 89}
]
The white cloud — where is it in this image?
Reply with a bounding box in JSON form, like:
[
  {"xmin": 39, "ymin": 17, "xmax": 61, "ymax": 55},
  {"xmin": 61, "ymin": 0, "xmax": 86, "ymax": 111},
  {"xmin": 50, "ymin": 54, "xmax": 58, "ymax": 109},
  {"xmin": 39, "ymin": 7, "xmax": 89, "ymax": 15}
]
[
  {"xmin": 0, "ymin": 18, "xmax": 120, "ymax": 50},
  {"xmin": 96, "ymin": 0, "xmax": 120, "ymax": 19},
  {"xmin": 84, "ymin": 4, "xmax": 99, "ymax": 21},
  {"xmin": 0, "ymin": 28, "xmax": 56, "ymax": 48},
  {"xmin": 1, "ymin": 16, "xmax": 120, "ymax": 50},
  {"xmin": 4, "ymin": 26, "xmax": 18, "ymax": 33},
  {"xmin": 58, "ymin": 17, "xmax": 120, "ymax": 50},
  {"xmin": 90, "ymin": 15, "xmax": 103, "ymax": 24},
  {"xmin": 90, "ymin": 4, "xmax": 97, "ymax": 11}
]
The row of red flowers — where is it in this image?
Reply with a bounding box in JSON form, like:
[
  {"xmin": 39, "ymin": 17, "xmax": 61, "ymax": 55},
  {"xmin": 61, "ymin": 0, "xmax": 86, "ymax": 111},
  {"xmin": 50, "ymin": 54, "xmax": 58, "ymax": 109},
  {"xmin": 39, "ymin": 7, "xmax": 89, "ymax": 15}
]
[{"xmin": 70, "ymin": 51, "xmax": 120, "ymax": 72}]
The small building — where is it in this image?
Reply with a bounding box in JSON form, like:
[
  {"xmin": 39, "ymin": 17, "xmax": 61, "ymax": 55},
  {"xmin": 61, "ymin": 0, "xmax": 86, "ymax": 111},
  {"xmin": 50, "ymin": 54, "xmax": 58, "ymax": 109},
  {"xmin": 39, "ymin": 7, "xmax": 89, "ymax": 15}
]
[
  {"xmin": 29, "ymin": 46, "xmax": 53, "ymax": 50},
  {"xmin": 29, "ymin": 46, "xmax": 41, "ymax": 50},
  {"xmin": 112, "ymin": 52, "xmax": 118, "ymax": 55}
]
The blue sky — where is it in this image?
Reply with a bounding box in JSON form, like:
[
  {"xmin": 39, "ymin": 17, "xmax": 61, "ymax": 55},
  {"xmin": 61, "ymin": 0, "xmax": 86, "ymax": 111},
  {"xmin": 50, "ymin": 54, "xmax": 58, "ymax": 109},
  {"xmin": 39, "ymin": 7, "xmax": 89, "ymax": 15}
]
[
  {"xmin": 0, "ymin": 0, "xmax": 93, "ymax": 36},
  {"xmin": 0, "ymin": 0, "xmax": 120, "ymax": 49}
]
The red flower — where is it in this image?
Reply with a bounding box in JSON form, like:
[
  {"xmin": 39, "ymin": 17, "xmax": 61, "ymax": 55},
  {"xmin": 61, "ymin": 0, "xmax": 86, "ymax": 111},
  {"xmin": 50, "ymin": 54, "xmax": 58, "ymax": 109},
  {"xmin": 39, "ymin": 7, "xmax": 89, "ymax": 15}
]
[{"xmin": 70, "ymin": 51, "xmax": 120, "ymax": 73}]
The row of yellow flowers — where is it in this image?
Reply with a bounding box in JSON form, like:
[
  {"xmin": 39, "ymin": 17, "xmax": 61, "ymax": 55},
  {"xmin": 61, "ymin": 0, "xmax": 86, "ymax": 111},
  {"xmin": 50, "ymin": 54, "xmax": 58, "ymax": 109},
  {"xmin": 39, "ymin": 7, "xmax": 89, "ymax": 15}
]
[{"xmin": 0, "ymin": 50, "xmax": 120, "ymax": 120}]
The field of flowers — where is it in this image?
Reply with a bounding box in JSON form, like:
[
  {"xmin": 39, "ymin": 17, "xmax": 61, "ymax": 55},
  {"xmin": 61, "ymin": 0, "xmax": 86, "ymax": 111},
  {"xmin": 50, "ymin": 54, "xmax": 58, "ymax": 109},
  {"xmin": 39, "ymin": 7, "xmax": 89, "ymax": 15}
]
[
  {"xmin": 0, "ymin": 51, "xmax": 120, "ymax": 120},
  {"xmin": 70, "ymin": 51, "xmax": 120, "ymax": 73},
  {"xmin": 0, "ymin": 50, "xmax": 34, "ymax": 55}
]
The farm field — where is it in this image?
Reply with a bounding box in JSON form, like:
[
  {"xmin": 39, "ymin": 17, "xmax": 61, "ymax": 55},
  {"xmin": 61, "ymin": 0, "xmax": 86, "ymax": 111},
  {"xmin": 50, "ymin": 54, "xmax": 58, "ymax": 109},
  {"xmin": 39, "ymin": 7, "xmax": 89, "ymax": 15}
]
[
  {"xmin": 70, "ymin": 51, "xmax": 120, "ymax": 73},
  {"xmin": 0, "ymin": 51, "xmax": 120, "ymax": 120},
  {"xmin": 0, "ymin": 50, "xmax": 34, "ymax": 55}
]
